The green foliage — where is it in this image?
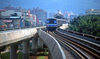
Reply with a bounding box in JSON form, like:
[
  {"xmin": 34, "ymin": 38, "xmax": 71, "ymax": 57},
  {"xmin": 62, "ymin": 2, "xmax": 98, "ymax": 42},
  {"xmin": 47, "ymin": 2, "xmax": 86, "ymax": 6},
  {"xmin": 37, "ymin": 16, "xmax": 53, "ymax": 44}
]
[
  {"xmin": 38, "ymin": 56, "xmax": 45, "ymax": 59},
  {"xmin": 68, "ymin": 14, "xmax": 100, "ymax": 37},
  {"xmin": 18, "ymin": 52, "xmax": 23, "ymax": 59},
  {"xmin": 1, "ymin": 52, "xmax": 10, "ymax": 59},
  {"xmin": 1, "ymin": 52, "xmax": 23, "ymax": 59}
]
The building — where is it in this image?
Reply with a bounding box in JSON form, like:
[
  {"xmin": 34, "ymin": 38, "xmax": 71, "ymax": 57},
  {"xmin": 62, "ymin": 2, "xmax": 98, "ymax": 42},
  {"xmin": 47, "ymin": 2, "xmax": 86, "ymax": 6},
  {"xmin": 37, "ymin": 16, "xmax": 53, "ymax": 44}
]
[
  {"xmin": 0, "ymin": 16, "xmax": 22, "ymax": 29},
  {"xmin": 21, "ymin": 9, "xmax": 37, "ymax": 27},
  {"xmin": 54, "ymin": 10, "xmax": 64, "ymax": 19},
  {"xmin": 0, "ymin": 9, "xmax": 23, "ymax": 29},
  {"xmin": 0, "ymin": 10, "xmax": 22, "ymax": 17},
  {"xmin": 3, "ymin": 5, "xmax": 21, "ymax": 12},
  {"xmin": 31, "ymin": 7, "xmax": 47, "ymax": 24},
  {"xmin": 49, "ymin": 13, "xmax": 56, "ymax": 18},
  {"xmin": 86, "ymin": 9, "xmax": 100, "ymax": 15}
]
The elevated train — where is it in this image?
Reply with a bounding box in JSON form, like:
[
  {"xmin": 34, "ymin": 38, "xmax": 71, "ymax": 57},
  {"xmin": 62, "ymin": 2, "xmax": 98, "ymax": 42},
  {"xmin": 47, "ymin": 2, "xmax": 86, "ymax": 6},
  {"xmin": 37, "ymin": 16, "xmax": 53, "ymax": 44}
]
[
  {"xmin": 46, "ymin": 18, "xmax": 67, "ymax": 31},
  {"xmin": 46, "ymin": 11, "xmax": 68, "ymax": 31},
  {"xmin": 46, "ymin": 18, "xmax": 57, "ymax": 31}
]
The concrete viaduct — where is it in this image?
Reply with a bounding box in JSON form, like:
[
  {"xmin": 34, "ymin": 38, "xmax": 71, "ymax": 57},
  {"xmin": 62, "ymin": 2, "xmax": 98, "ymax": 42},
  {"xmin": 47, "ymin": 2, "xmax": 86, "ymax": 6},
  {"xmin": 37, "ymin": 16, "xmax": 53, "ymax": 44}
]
[{"xmin": 0, "ymin": 27, "xmax": 66, "ymax": 59}]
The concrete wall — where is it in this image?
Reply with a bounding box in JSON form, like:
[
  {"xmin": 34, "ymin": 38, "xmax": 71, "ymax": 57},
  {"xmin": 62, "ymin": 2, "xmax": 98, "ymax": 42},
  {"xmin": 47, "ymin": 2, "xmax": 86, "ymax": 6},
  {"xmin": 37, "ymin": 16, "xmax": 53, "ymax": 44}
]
[
  {"xmin": 0, "ymin": 28, "xmax": 37, "ymax": 47},
  {"xmin": 38, "ymin": 29, "xmax": 66, "ymax": 59}
]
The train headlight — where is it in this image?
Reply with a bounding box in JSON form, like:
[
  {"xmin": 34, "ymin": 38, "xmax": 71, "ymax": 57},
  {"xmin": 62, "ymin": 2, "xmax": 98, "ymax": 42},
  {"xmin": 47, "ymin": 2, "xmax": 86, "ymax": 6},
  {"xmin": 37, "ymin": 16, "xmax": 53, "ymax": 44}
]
[{"xmin": 54, "ymin": 21, "xmax": 56, "ymax": 23}]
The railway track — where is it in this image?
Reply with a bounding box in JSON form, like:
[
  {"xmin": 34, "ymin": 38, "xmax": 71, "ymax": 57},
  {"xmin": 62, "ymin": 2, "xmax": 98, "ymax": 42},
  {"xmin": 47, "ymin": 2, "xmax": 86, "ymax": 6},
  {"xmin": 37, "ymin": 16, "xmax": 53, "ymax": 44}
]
[
  {"xmin": 58, "ymin": 29, "xmax": 100, "ymax": 44},
  {"xmin": 48, "ymin": 29, "xmax": 100, "ymax": 59}
]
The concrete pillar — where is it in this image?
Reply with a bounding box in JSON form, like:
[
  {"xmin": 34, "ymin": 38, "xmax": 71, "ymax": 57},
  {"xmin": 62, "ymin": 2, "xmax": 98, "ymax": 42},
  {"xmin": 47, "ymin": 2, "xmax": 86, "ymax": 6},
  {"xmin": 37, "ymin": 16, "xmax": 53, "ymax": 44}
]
[
  {"xmin": 48, "ymin": 51, "xmax": 52, "ymax": 59},
  {"xmin": 38, "ymin": 38, "xmax": 43, "ymax": 48},
  {"xmin": 0, "ymin": 51, "xmax": 1, "ymax": 59},
  {"xmin": 10, "ymin": 44, "xmax": 18, "ymax": 59},
  {"xmin": 32, "ymin": 38, "xmax": 38, "ymax": 55},
  {"xmin": 23, "ymin": 40, "xmax": 29, "ymax": 59}
]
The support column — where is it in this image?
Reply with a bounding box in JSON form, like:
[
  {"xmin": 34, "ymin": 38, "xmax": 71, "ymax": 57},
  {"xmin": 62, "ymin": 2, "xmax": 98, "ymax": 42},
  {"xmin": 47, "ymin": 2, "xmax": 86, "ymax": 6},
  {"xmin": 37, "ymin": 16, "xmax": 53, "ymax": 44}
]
[
  {"xmin": 38, "ymin": 38, "xmax": 43, "ymax": 48},
  {"xmin": 23, "ymin": 40, "xmax": 29, "ymax": 59},
  {"xmin": 10, "ymin": 44, "xmax": 18, "ymax": 59},
  {"xmin": 32, "ymin": 38, "xmax": 38, "ymax": 55},
  {"xmin": 0, "ymin": 51, "xmax": 1, "ymax": 59},
  {"xmin": 48, "ymin": 51, "xmax": 52, "ymax": 59}
]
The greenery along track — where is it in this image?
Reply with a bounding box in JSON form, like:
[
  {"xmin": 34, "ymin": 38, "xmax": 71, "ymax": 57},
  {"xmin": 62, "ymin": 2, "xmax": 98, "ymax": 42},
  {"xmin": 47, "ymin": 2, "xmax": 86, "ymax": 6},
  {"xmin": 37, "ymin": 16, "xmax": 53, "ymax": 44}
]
[{"xmin": 68, "ymin": 14, "xmax": 100, "ymax": 37}]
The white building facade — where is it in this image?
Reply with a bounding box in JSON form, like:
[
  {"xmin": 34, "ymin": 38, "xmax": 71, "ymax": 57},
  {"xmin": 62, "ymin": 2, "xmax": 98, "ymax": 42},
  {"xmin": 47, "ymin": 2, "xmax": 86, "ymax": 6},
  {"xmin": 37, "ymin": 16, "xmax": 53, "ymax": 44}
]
[{"xmin": 86, "ymin": 9, "xmax": 100, "ymax": 15}]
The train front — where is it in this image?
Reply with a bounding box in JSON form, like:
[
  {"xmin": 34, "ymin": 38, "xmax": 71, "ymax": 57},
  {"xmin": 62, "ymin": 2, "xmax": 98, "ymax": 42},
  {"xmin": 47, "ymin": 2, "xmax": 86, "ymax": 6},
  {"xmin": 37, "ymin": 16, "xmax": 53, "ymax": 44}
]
[{"xmin": 46, "ymin": 18, "xmax": 57, "ymax": 31}]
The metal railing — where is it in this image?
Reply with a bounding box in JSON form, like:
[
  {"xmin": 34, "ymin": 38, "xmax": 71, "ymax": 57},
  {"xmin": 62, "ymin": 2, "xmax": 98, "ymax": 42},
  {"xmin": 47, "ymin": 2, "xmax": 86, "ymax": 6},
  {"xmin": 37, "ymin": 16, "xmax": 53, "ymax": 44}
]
[
  {"xmin": 55, "ymin": 29, "xmax": 100, "ymax": 59},
  {"xmin": 64, "ymin": 29, "xmax": 100, "ymax": 40}
]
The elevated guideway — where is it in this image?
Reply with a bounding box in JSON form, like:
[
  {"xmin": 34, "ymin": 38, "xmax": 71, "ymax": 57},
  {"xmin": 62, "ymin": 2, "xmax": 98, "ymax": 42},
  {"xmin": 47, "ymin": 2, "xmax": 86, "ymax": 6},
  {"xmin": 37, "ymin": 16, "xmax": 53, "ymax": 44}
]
[
  {"xmin": 0, "ymin": 27, "xmax": 44, "ymax": 47},
  {"xmin": 0, "ymin": 26, "xmax": 66, "ymax": 59},
  {"xmin": 38, "ymin": 29, "xmax": 66, "ymax": 59}
]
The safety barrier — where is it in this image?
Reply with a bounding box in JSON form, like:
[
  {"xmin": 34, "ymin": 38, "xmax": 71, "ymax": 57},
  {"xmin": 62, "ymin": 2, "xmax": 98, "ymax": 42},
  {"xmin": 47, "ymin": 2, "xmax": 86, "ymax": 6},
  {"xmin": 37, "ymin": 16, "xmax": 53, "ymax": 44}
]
[
  {"xmin": 0, "ymin": 27, "xmax": 45, "ymax": 47},
  {"xmin": 63, "ymin": 29, "xmax": 100, "ymax": 40},
  {"xmin": 38, "ymin": 29, "xmax": 66, "ymax": 59}
]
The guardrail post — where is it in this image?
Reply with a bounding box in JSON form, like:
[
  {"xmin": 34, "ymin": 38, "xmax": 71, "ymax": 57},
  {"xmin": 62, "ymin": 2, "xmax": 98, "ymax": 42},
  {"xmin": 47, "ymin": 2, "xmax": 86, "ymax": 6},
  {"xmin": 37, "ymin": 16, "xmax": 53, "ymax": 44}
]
[
  {"xmin": 10, "ymin": 44, "xmax": 18, "ymax": 59},
  {"xmin": 38, "ymin": 38, "xmax": 43, "ymax": 48},
  {"xmin": 32, "ymin": 38, "xmax": 38, "ymax": 55},
  {"xmin": 22, "ymin": 40, "xmax": 29, "ymax": 59}
]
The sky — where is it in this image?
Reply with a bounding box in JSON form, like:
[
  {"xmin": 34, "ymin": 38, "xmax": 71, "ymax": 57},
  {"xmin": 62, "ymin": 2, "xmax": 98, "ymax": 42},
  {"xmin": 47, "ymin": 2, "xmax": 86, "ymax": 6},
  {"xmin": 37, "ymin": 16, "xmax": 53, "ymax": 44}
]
[{"xmin": 0, "ymin": 0, "xmax": 100, "ymax": 14}]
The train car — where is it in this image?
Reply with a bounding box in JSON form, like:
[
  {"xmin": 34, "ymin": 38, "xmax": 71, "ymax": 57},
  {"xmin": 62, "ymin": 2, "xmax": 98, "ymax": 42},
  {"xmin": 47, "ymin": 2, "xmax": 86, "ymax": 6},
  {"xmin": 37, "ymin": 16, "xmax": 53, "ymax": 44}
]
[
  {"xmin": 54, "ymin": 11, "xmax": 67, "ymax": 27},
  {"xmin": 56, "ymin": 19, "xmax": 67, "ymax": 26},
  {"xmin": 46, "ymin": 18, "xmax": 57, "ymax": 31}
]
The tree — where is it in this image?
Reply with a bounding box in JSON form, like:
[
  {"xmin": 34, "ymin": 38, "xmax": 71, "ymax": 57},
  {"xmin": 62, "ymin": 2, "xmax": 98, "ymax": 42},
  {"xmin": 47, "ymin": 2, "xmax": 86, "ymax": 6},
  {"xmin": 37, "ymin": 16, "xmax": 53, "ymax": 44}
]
[{"xmin": 68, "ymin": 14, "xmax": 100, "ymax": 37}]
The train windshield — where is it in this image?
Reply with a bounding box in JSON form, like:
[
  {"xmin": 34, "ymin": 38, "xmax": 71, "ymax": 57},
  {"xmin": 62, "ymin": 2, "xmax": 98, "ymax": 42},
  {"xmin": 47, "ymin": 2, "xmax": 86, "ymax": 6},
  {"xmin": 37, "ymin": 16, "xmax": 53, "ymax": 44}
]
[{"xmin": 47, "ymin": 19, "xmax": 57, "ymax": 24}]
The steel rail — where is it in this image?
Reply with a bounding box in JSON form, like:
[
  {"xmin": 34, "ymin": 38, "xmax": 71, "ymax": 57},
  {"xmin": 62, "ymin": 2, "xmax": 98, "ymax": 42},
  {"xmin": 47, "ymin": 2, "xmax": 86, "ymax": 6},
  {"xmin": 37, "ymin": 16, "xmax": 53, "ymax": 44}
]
[
  {"xmin": 49, "ymin": 32, "xmax": 91, "ymax": 59},
  {"xmin": 54, "ymin": 29, "xmax": 100, "ymax": 59}
]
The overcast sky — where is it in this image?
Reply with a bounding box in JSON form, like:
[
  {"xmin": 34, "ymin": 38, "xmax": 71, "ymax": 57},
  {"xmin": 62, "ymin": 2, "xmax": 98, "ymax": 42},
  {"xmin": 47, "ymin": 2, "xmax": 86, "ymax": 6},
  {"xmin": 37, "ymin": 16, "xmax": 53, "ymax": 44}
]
[{"xmin": 0, "ymin": 0, "xmax": 100, "ymax": 14}]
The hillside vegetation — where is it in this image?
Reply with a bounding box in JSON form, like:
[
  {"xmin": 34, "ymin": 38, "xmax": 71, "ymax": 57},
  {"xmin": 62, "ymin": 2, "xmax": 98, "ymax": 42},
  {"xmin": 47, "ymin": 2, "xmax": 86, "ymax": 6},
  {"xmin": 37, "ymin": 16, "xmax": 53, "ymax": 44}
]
[{"xmin": 68, "ymin": 14, "xmax": 100, "ymax": 37}]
